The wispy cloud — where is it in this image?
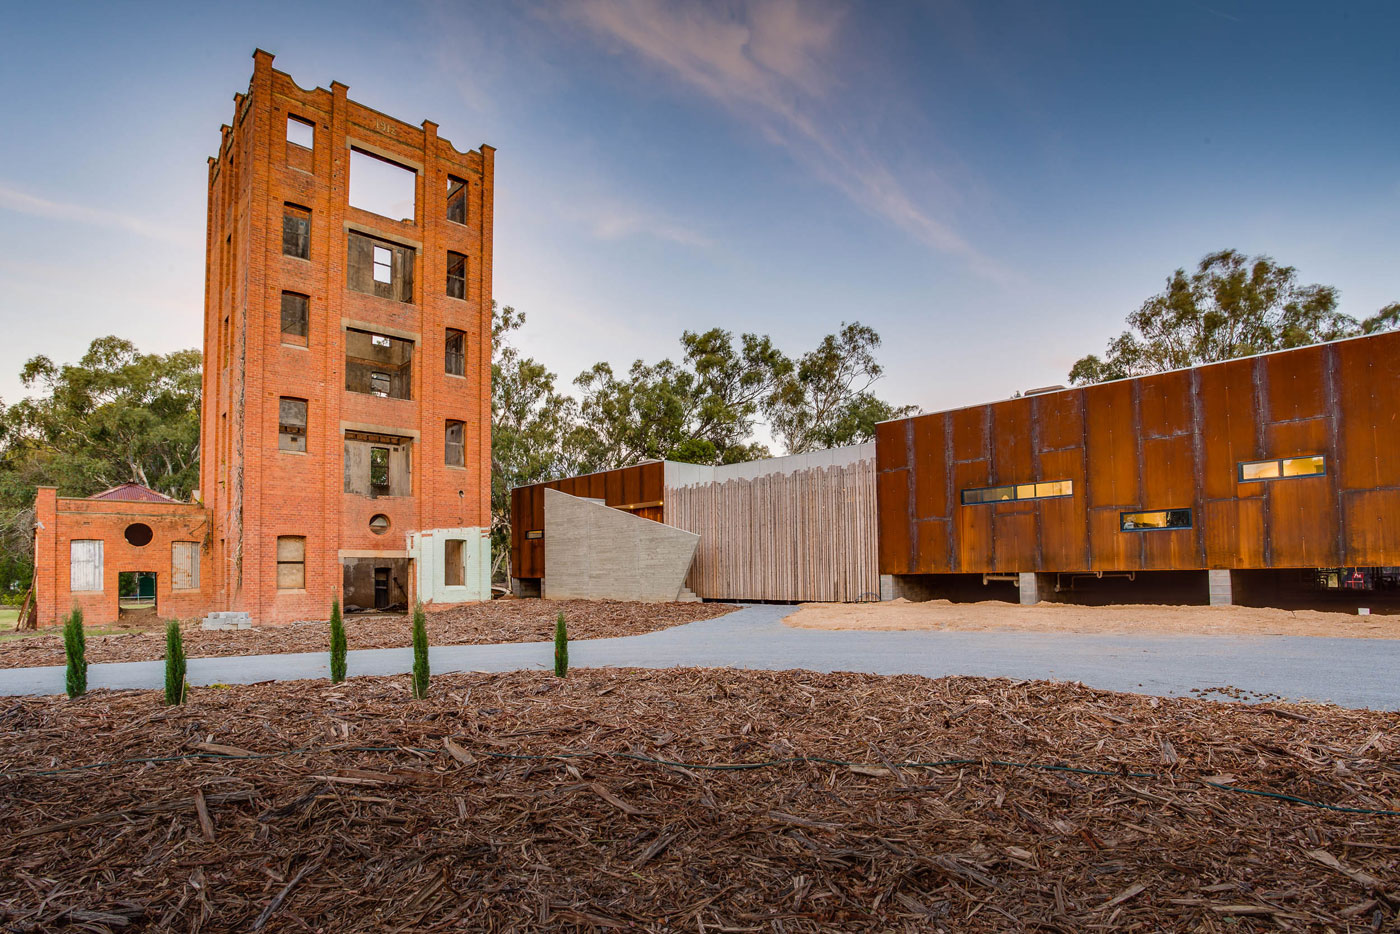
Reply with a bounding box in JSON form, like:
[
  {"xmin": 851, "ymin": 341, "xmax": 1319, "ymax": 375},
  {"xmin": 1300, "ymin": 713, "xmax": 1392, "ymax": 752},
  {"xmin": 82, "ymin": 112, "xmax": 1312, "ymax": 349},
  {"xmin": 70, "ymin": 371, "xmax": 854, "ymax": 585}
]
[
  {"xmin": 589, "ymin": 203, "xmax": 713, "ymax": 247},
  {"xmin": 561, "ymin": 0, "xmax": 1002, "ymax": 276},
  {"xmin": 0, "ymin": 183, "xmax": 188, "ymax": 244}
]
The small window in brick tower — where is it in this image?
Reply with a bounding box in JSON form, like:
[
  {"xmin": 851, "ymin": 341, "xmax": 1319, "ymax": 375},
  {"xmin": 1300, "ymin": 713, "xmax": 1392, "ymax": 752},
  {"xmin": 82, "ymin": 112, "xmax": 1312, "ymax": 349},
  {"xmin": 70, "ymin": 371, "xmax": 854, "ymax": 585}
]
[
  {"xmin": 286, "ymin": 116, "xmax": 314, "ymax": 149},
  {"xmin": 276, "ymin": 536, "xmax": 306, "ymax": 590},
  {"xmin": 446, "ymin": 176, "xmax": 467, "ymax": 225},
  {"xmin": 280, "ymin": 292, "xmax": 309, "ymax": 346},
  {"xmin": 446, "ymin": 251, "xmax": 467, "ymax": 300},
  {"xmin": 445, "ymin": 420, "xmax": 465, "ymax": 467},
  {"xmin": 282, "ymin": 204, "xmax": 310, "ymax": 259},
  {"xmin": 279, "ymin": 398, "xmax": 308, "ymax": 452},
  {"xmin": 445, "ymin": 329, "xmax": 465, "ymax": 376}
]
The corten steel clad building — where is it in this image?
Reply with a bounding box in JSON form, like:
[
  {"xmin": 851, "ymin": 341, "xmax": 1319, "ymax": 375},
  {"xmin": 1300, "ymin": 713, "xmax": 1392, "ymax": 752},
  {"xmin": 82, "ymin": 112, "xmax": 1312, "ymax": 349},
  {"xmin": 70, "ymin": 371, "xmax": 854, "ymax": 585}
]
[
  {"xmin": 33, "ymin": 51, "xmax": 494, "ymax": 626},
  {"xmin": 514, "ymin": 331, "xmax": 1399, "ymax": 608},
  {"xmin": 876, "ymin": 330, "xmax": 1400, "ymax": 606}
]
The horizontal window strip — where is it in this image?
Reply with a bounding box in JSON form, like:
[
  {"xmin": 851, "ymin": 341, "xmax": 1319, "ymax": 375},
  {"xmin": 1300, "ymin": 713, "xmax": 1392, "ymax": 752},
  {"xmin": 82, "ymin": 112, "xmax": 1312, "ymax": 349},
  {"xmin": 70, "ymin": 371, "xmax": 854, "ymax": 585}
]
[
  {"xmin": 1120, "ymin": 509, "xmax": 1192, "ymax": 532},
  {"xmin": 961, "ymin": 479, "xmax": 1073, "ymax": 506},
  {"xmin": 1238, "ymin": 454, "xmax": 1325, "ymax": 483}
]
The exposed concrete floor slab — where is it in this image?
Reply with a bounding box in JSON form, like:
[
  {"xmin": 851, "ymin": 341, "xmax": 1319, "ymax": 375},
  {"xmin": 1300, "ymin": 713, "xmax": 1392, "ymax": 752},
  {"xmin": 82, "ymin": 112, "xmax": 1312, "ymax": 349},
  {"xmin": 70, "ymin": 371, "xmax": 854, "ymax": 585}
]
[{"xmin": 3, "ymin": 604, "xmax": 1398, "ymax": 709}]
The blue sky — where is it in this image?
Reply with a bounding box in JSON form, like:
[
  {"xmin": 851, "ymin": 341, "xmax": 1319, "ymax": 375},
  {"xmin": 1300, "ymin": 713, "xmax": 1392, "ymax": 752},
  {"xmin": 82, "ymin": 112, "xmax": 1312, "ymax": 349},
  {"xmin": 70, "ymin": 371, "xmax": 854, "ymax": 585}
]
[{"xmin": 1, "ymin": 0, "xmax": 1396, "ymax": 423}]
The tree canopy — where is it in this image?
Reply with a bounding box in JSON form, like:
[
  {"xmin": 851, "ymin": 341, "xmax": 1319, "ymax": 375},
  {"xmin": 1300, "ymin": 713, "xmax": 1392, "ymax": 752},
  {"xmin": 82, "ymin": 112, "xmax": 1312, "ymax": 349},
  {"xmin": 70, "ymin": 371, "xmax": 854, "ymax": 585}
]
[{"xmin": 1069, "ymin": 249, "xmax": 1400, "ymax": 385}]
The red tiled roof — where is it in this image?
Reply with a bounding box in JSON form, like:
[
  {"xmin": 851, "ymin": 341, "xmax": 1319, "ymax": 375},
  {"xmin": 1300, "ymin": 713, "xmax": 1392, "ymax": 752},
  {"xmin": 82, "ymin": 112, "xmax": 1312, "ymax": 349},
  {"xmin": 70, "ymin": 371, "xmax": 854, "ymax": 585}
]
[{"xmin": 89, "ymin": 483, "xmax": 178, "ymax": 504}]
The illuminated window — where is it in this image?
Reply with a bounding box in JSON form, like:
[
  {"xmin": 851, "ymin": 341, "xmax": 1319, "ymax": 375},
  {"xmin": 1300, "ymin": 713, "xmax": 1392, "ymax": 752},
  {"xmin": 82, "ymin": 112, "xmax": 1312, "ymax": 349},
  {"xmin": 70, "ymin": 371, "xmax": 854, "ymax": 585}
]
[
  {"xmin": 962, "ymin": 480, "xmax": 1073, "ymax": 506},
  {"xmin": 1239, "ymin": 455, "xmax": 1325, "ymax": 483},
  {"xmin": 524, "ymin": 530, "xmax": 544, "ymax": 540},
  {"xmin": 1121, "ymin": 509, "xmax": 1192, "ymax": 532}
]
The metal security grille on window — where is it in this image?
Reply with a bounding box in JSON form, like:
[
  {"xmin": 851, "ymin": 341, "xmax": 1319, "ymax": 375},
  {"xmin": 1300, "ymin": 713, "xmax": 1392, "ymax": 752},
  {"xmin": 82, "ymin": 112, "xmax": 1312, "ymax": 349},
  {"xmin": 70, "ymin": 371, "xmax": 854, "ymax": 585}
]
[
  {"xmin": 1239, "ymin": 455, "xmax": 1325, "ymax": 482},
  {"xmin": 372, "ymin": 246, "xmax": 392, "ymax": 284},
  {"xmin": 962, "ymin": 480, "xmax": 1073, "ymax": 505},
  {"xmin": 1121, "ymin": 509, "xmax": 1191, "ymax": 531}
]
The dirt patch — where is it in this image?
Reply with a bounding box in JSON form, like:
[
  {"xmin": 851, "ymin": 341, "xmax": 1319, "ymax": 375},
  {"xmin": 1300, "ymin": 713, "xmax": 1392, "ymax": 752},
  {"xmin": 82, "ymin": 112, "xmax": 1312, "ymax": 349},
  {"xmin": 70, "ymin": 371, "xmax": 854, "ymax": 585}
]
[
  {"xmin": 0, "ymin": 599, "xmax": 734, "ymax": 669},
  {"xmin": 786, "ymin": 598, "xmax": 1400, "ymax": 639},
  {"xmin": 1, "ymin": 669, "xmax": 1396, "ymax": 932}
]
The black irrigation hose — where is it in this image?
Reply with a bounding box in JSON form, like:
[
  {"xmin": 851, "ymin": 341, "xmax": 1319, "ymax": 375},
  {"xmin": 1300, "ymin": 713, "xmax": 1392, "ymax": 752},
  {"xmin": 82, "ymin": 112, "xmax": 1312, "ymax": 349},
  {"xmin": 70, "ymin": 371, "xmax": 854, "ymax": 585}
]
[{"xmin": 5, "ymin": 745, "xmax": 1398, "ymax": 817}]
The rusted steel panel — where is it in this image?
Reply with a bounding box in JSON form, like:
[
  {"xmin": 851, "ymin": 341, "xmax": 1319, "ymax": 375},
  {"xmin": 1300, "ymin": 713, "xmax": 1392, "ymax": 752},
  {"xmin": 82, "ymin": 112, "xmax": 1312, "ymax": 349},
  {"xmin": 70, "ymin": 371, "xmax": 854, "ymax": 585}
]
[
  {"xmin": 1342, "ymin": 490, "xmax": 1400, "ymax": 566},
  {"xmin": 1137, "ymin": 370, "xmax": 1192, "ymax": 438},
  {"xmin": 876, "ymin": 459, "xmax": 912, "ymax": 575},
  {"xmin": 1089, "ymin": 507, "xmax": 1140, "ymax": 571},
  {"xmin": 1036, "ymin": 448, "xmax": 1088, "ymax": 572},
  {"xmin": 1268, "ymin": 475, "xmax": 1337, "ymax": 567},
  {"xmin": 1083, "ymin": 380, "xmax": 1137, "ymax": 509},
  {"xmin": 875, "ymin": 419, "xmax": 910, "ymax": 472},
  {"xmin": 911, "ymin": 414, "xmax": 948, "ymax": 520},
  {"xmin": 1264, "ymin": 417, "xmax": 1331, "ymax": 459},
  {"xmin": 1033, "ymin": 390, "xmax": 1084, "ymax": 452},
  {"xmin": 992, "ymin": 397, "xmax": 1034, "ymax": 481},
  {"xmin": 1141, "ymin": 435, "xmax": 1196, "ymax": 509},
  {"xmin": 1336, "ymin": 331, "xmax": 1400, "ymax": 490},
  {"xmin": 951, "ymin": 459, "xmax": 992, "ymax": 571},
  {"xmin": 1197, "ymin": 357, "xmax": 1259, "ymax": 500},
  {"xmin": 914, "ymin": 519, "xmax": 950, "ymax": 574},
  {"xmin": 1202, "ymin": 498, "xmax": 1265, "ymax": 567},
  {"xmin": 993, "ymin": 512, "xmax": 1036, "ymax": 572},
  {"xmin": 1266, "ymin": 344, "xmax": 1329, "ymax": 423},
  {"xmin": 950, "ymin": 407, "xmax": 988, "ymax": 461}
]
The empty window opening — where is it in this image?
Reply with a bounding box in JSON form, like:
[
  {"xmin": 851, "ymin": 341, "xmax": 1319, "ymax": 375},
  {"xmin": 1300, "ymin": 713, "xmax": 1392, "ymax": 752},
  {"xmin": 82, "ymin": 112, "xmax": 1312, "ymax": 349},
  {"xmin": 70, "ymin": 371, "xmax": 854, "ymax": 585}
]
[
  {"xmin": 282, "ymin": 204, "xmax": 310, "ymax": 259},
  {"xmin": 118, "ymin": 571, "xmax": 158, "ymax": 616},
  {"xmin": 172, "ymin": 541, "xmax": 201, "ymax": 591},
  {"xmin": 279, "ymin": 397, "xmax": 308, "ymax": 452},
  {"xmin": 70, "ymin": 539, "xmax": 103, "ymax": 592},
  {"xmin": 369, "ymin": 514, "xmax": 391, "ymax": 535},
  {"xmin": 444, "ymin": 538, "xmax": 466, "ymax": 587},
  {"xmin": 445, "ymin": 420, "xmax": 465, "ymax": 467},
  {"xmin": 344, "ymin": 431, "xmax": 412, "ymax": 497},
  {"xmin": 280, "ymin": 292, "xmax": 309, "ymax": 346},
  {"xmin": 1239, "ymin": 455, "xmax": 1326, "ymax": 483},
  {"xmin": 286, "ymin": 115, "xmax": 314, "ymax": 149},
  {"xmin": 276, "ymin": 536, "xmax": 306, "ymax": 590},
  {"xmin": 348, "ymin": 148, "xmax": 417, "ymax": 222},
  {"xmin": 345, "ymin": 329, "xmax": 413, "ymax": 400},
  {"xmin": 446, "ymin": 251, "xmax": 467, "ymax": 299},
  {"xmin": 961, "ymin": 480, "xmax": 1074, "ymax": 506},
  {"xmin": 1121, "ymin": 509, "xmax": 1192, "ymax": 532},
  {"xmin": 347, "ymin": 231, "xmax": 415, "ymax": 302},
  {"xmin": 124, "ymin": 523, "xmax": 153, "ymax": 547},
  {"xmin": 445, "ymin": 329, "xmax": 465, "ymax": 376},
  {"xmin": 342, "ymin": 557, "xmax": 410, "ymax": 613},
  {"xmin": 447, "ymin": 176, "xmax": 467, "ymax": 224}
]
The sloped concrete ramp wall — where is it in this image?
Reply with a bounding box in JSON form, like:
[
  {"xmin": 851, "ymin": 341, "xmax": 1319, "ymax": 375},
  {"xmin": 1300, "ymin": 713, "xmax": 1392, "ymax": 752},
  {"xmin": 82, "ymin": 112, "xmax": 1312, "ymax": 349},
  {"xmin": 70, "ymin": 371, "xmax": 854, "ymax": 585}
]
[{"xmin": 543, "ymin": 488, "xmax": 699, "ymax": 602}]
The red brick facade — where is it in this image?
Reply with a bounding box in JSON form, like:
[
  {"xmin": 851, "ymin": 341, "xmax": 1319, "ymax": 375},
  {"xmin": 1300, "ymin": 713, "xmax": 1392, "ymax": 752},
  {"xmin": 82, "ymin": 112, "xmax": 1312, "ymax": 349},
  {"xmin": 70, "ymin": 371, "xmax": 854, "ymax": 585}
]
[{"xmin": 33, "ymin": 51, "xmax": 493, "ymax": 626}]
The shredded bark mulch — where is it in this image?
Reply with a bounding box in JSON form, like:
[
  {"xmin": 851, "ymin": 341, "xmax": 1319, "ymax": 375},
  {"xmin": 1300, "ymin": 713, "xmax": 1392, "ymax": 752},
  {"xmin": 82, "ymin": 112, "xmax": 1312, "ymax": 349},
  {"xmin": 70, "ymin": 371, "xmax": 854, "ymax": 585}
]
[
  {"xmin": 0, "ymin": 599, "xmax": 734, "ymax": 669},
  {"xmin": 1, "ymin": 669, "xmax": 1396, "ymax": 932}
]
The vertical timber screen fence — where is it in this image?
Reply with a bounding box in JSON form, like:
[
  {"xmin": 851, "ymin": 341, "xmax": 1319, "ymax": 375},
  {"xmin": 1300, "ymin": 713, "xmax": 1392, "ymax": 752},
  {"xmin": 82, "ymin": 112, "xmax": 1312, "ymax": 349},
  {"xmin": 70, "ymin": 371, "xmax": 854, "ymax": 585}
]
[{"xmin": 667, "ymin": 459, "xmax": 879, "ymax": 603}]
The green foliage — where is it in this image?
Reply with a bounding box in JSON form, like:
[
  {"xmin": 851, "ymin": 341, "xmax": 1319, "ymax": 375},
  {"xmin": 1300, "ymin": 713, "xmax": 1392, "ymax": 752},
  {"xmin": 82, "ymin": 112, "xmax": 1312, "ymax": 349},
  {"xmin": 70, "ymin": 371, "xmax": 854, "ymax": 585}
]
[
  {"xmin": 164, "ymin": 620, "xmax": 186, "ymax": 706},
  {"xmin": 0, "ymin": 336, "xmax": 201, "ymax": 590},
  {"xmin": 1070, "ymin": 250, "xmax": 1400, "ymax": 385},
  {"xmin": 411, "ymin": 602, "xmax": 429, "ymax": 699},
  {"xmin": 553, "ymin": 612, "xmax": 568, "ymax": 678},
  {"xmin": 329, "ymin": 598, "xmax": 346, "ymax": 684},
  {"xmin": 63, "ymin": 606, "xmax": 86, "ymax": 698}
]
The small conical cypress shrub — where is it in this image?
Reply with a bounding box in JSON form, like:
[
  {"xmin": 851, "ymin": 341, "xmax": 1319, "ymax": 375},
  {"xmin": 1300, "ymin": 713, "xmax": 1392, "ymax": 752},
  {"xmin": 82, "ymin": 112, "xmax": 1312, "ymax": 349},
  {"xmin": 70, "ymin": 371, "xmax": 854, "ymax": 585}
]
[
  {"xmin": 329, "ymin": 598, "xmax": 347, "ymax": 684},
  {"xmin": 63, "ymin": 606, "xmax": 87, "ymax": 698},
  {"xmin": 164, "ymin": 620, "xmax": 186, "ymax": 706},
  {"xmin": 554, "ymin": 612, "xmax": 568, "ymax": 678},
  {"xmin": 410, "ymin": 602, "xmax": 429, "ymax": 699}
]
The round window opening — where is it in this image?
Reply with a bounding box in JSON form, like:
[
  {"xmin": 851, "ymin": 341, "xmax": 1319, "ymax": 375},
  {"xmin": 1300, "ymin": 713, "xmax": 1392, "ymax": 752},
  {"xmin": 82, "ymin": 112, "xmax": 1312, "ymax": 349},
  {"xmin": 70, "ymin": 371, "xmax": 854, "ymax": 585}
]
[
  {"xmin": 369, "ymin": 514, "xmax": 391, "ymax": 535},
  {"xmin": 124, "ymin": 523, "xmax": 154, "ymax": 547}
]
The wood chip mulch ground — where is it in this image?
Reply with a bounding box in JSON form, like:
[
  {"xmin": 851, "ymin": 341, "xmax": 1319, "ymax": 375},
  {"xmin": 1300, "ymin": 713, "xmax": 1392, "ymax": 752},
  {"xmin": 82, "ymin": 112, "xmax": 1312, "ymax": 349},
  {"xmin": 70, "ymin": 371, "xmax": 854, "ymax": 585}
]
[
  {"xmin": 0, "ymin": 600, "xmax": 734, "ymax": 669},
  {"xmin": 2, "ymin": 669, "xmax": 1397, "ymax": 932}
]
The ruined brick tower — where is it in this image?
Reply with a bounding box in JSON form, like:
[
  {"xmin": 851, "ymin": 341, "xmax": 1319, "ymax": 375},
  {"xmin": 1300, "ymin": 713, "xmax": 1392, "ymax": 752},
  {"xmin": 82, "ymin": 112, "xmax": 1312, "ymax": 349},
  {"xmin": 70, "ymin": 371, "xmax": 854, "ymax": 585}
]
[{"xmin": 201, "ymin": 50, "xmax": 494, "ymax": 621}]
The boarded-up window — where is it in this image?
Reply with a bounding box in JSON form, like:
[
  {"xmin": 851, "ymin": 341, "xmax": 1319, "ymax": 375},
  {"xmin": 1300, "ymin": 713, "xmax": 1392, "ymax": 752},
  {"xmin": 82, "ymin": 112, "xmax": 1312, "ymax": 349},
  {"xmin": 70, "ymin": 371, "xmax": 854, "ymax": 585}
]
[
  {"xmin": 276, "ymin": 536, "xmax": 306, "ymax": 590},
  {"xmin": 447, "ymin": 176, "xmax": 467, "ymax": 225},
  {"xmin": 282, "ymin": 204, "xmax": 310, "ymax": 259},
  {"xmin": 281, "ymin": 292, "xmax": 309, "ymax": 346},
  {"xmin": 446, "ymin": 251, "xmax": 466, "ymax": 300},
  {"xmin": 445, "ymin": 420, "xmax": 465, "ymax": 467},
  {"xmin": 70, "ymin": 540, "xmax": 103, "ymax": 592},
  {"xmin": 172, "ymin": 541, "xmax": 201, "ymax": 590},
  {"xmin": 444, "ymin": 539, "xmax": 465, "ymax": 587},
  {"xmin": 445, "ymin": 329, "xmax": 465, "ymax": 376},
  {"xmin": 347, "ymin": 232, "xmax": 414, "ymax": 302},
  {"xmin": 279, "ymin": 398, "xmax": 308, "ymax": 452}
]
